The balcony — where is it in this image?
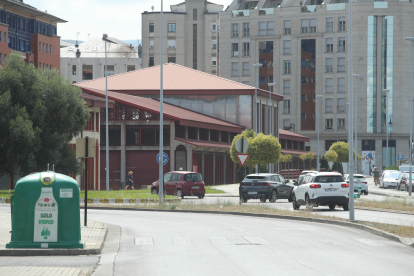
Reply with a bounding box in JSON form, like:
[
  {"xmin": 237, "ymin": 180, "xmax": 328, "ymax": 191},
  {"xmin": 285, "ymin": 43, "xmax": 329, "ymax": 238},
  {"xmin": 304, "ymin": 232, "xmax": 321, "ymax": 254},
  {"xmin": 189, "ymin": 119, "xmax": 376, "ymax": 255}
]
[
  {"xmin": 283, "ymin": 108, "xmax": 290, "ymax": 114},
  {"xmin": 326, "ymin": 45, "xmax": 333, "ymax": 52},
  {"xmin": 232, "ymin": 32, "xmax": 239, "ymax": 38},
  {"xmin": 338, "ymin": 45, "xmax": 345, "ymax": 52},
  {"xmin": 284, "ymin": 28, "xmax": 291, "ymax": 35},
  {"xmin": 339, "ymin": 25, "xmax": 345, "ymax": 32},
  {"xmin": 232, "ymin": 10, "xmax": 250, "ymax": 17},
  {"xmin": 309, "ymin": 27, "xmax": 316, "ymax": 33},
  {"xmin": 242, "ymin": 50, "xmax": 250, "ymax": 57},
  {"xmin": 301, "ymin": 27, "xmax": 308, "ymax": 34},
  {"xmin": 337, "ymin": 107, "xmax": 346, "ymax": 113},
  {"xmin": 232, "ymin": 51, "xmax": 239, "ymax": 57},
  {"xmin": 284, "ymin": 68, "xmax": 291, "ymax": 75},
  {"xmin": 243, "ymin": 30, "xmax": 249, "ymax": 37},
  {"xmin": 325, "ymin": 66, "xmax": 333, "ymax": 73}
]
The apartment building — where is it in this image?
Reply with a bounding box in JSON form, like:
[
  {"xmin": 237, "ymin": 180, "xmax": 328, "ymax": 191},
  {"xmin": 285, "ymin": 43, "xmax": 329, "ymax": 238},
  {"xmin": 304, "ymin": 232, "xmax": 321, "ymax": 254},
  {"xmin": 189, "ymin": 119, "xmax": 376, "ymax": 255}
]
[
  {"xmin": 0, "ymin": 0, "xmax": 65, "ymax": 69},
  {"xmin": 218, "ymin": 0, "xmax": 414, "ymax": 173},
  {"xmin": 141, "ymin": 0, "xmax": 223, "ymax": 74},
  {"xmin": 60, "ymin": 37, "xmax": 141, "ymax": 84}
]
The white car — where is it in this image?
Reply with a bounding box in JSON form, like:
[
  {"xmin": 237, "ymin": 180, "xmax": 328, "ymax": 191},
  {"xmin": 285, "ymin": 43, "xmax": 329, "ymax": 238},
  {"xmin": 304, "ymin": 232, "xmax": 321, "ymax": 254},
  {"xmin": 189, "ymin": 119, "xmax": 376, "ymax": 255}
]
[
  {"xmin": 292, "ymin": 172, "xmax": 349, "ymax": 211},
  {"xmin": 379, "ymin": 170, "xmax": 400, "ymax": 189},
  {"xmin": 343, "ymin": 174, "xmax": 368, "ymax": 195}
]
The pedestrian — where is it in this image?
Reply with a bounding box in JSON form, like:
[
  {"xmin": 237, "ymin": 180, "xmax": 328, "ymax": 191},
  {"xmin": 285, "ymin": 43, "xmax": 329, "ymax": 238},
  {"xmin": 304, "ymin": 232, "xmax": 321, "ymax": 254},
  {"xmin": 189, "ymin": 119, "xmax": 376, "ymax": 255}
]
[
  {"xmin": 126, "ymin": 171, "xmax": 134, "ymax": 190},
  {"xmin": 373, "ymin": 167, "xmax": 380, "ymax": 186}
]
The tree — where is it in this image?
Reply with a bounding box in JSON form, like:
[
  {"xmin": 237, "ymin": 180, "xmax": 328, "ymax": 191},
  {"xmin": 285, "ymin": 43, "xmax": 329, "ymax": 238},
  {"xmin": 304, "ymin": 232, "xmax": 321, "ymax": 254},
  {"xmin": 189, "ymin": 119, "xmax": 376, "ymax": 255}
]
[
  {"xmin": 306, "ymin": 151, "xmax": 315, "ymax": 169},
  {"xmin": 319, "ymin": 156, "xmax": 330, "ymax": 172},
  {"xmin": 299, "ymin": 153, "xmax": 307, "ymax": 169},
  {"xmin": 324, "ymin": 150, "xmax": 338, "ymax": 171},
  {"xmin": 329, "ymin": 141, "xmax": 350, "ymax": 163},
  {"xmin": 0, "ymin": 53, "xmax": 89, "ymax": 182}
]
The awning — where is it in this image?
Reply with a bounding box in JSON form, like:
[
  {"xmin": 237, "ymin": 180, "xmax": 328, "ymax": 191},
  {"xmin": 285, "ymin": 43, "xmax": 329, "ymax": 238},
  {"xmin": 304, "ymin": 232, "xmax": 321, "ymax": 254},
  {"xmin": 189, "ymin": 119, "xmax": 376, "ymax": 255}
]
[{"xmin": 175, "ymin": 138, "xmax": 231, "ymax": 150}]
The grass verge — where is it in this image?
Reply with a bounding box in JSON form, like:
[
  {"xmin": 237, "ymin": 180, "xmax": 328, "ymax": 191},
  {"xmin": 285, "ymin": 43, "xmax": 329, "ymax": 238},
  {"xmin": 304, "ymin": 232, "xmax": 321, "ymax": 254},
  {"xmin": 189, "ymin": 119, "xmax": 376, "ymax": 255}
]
[
  {"xmin": 355, "ymin": 197, "xmax": 414, "ymax": 213},
  {"xmin": 359, "ymin": 221, "xmax": 414, "ymax": 238},
  {"xmin": 205, "ymin": 186, "xmax": 226, "ymax": 194}
]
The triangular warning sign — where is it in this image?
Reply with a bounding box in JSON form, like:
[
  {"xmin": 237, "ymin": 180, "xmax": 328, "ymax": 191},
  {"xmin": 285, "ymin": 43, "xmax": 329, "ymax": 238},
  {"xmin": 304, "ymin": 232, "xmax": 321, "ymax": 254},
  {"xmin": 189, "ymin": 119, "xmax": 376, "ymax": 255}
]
[{"xmin": 237, "ymin": 154, "xmax": 249, "ymax": 166}]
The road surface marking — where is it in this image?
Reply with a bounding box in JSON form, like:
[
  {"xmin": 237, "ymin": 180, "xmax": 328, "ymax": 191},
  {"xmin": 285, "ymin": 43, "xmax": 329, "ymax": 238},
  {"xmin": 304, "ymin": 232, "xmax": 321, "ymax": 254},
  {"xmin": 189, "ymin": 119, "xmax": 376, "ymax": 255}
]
[{"xmin": 171, "ymin": 237, "xmax": 192, "ymax": 245}]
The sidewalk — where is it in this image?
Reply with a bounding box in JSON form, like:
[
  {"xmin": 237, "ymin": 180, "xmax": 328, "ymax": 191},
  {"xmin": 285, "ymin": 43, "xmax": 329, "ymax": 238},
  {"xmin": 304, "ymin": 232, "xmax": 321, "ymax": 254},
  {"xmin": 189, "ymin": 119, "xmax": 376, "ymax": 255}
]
[
  {"xmin": 0, "ymin": 267, "xmax": 89, "ymax": 276},
  {"xmin": 0, "ymin": 212, "xmax": 107, "ymax": 256}
]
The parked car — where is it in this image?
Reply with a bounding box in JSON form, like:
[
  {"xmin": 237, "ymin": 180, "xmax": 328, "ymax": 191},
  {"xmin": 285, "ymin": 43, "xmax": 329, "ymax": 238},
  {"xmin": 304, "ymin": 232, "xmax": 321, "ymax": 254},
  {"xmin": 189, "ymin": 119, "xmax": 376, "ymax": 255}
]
[
  {"xmin": 397, "ymin": 173, "xmax": 414, "ymax": 191},
  {"xmin": 239, "ymin": 174, "xmax": 294, "ymax": 203},
  {"xmin": 379, "ymin": 170, "xmax": 400, "ymax": 189},
  {"xmin": 343, "ymin": 174, "xmax": 368, "ymax": 195},
  {"xmin": 291, "ymin": 172, "xmax": 349, "ymax": 211},
  {"xmin": 294, "ymin": 171, "xmax": 317, "ymax": 186},
  {"xmin": 151, "ymin": 171, "xmax": 206, "ymax": 199}
]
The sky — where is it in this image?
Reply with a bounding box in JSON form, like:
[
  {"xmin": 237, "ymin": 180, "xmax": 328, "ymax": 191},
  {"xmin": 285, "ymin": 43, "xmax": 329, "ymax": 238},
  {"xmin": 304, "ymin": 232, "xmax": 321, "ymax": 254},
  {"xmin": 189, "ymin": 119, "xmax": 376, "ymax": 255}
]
[{"xmin": 25, "ymin": 0, "xmax": 234, "ymax": 41}]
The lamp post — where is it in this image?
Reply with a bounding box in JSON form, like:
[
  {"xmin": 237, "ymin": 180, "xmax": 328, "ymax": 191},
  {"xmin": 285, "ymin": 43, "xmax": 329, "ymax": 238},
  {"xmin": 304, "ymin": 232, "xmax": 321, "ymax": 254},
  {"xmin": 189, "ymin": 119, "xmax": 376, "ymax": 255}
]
[
  {"xmin": 102, "ymin": 33, "xmax": 109, "ymax": 192},
  {"xmin": 384, "ymin": 89, "xmax": 390, "ymax": 168},
  {"xmin": 353, "ymin": 74, "xmax": 359, "ymax": 173},
  {"xmin": 405, "ymin": 37, "xmax": 414, "ymax": 196},
  {"xmin": 348, "ymin": 0, "xmax": 355, "ymax": 222},
  {"xmin": 316, "ymin": 95, "xmax": 322, "ymax": 171},
  {"xmin": 159, "ymin": 0, "xmax": 164, "ymax": 203},
  {"xmin": 253, "ymin": 63, "xmax": 263, "ymax": 173},
  {"xmin": 268, "ymin": 82, "xmax": 276, "ymax": 173}
]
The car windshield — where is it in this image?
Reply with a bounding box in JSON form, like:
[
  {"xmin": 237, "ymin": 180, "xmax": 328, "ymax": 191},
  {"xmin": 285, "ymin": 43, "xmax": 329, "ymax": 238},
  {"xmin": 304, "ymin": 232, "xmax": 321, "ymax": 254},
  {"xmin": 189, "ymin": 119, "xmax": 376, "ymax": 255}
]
[
  {"xmin": 314, "ymin": 175, "xmax": 344, "ymax": 182},
  {"xmin": 384, "ymin": 172, "xmax": 399, "ymax": 179},
  {"xmin": 245, "ymin": 176, "xmax": 266, "ymax": 180},
  {"xmin": 354, "ymin": 176, "xmax": 365, "ymax": 179},
  {"xmin": 184, "ymin": 173, "xmax": 203, "ymax": 182}
]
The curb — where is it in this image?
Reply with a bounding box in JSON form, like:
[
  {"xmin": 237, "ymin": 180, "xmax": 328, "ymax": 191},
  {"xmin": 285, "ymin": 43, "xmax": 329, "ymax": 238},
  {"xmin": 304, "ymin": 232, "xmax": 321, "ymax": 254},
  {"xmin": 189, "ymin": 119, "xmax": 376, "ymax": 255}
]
[
  {"xmin": 354, "ymin": 206, "xmax": 414, "ymax": 215},
  {"xmin": 0, "ymin": 223, "xmax": 108, "ymax": 256},
  {"xmin": 369, "ymin": 191, "xmax": 412, "ymax": 199},
  {"xmin": 82, "ymin": 206, "xmax": 414, "ymax": 248}
]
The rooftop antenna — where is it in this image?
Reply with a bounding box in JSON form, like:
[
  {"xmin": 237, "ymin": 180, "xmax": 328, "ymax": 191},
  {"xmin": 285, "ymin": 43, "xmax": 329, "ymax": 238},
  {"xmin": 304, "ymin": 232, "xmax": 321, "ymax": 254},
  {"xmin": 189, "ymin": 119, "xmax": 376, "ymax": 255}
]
[
  {"xmin": 151, "ymin": 5, "xmax": 154, "ymax": 12},
  {"xmin": 76, "ymin": 32, "xmax": 80, "ymax": 47}
]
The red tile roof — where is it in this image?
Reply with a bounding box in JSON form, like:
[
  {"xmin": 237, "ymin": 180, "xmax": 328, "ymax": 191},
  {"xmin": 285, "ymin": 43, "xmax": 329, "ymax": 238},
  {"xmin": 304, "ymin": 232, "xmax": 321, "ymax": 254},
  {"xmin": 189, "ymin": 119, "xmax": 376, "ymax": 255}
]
[
  {"xmin": 75, "ymin": 63, "xmax": 283, "ymax": 101},
  {"xmin": 279, "ymin": 129, "xmax": 310, "ymax": 142},
  {"xmin": 175, "ymin": 138, "xmax": 231, "ymax": 150},
  {"xmin": 81, "ymin": 87, "xmax": 245, "ymax": 133}
]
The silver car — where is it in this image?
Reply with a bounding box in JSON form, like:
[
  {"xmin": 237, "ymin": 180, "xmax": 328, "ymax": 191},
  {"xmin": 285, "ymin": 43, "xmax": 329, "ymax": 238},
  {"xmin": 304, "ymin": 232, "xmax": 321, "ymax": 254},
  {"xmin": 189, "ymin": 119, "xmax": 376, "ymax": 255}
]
[
  {"xmin": 379, "ymin": 170, "xmax": 400, "ymax": 189},
  {"xmin": 343, "ymin": 174, "xmax": 368, "ymax": 195}
]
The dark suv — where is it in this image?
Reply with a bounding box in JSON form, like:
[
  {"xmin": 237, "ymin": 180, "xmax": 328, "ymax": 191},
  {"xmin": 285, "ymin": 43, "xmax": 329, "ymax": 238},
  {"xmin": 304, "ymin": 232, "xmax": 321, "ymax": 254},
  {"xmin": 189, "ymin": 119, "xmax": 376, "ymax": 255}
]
[
  {"xmin": 239, "ymin": 174, "xmax": 294, "ymax": 203},
  {"xmin": 151, "ymin": 171, "xmax": 206, "ymax": 199}
]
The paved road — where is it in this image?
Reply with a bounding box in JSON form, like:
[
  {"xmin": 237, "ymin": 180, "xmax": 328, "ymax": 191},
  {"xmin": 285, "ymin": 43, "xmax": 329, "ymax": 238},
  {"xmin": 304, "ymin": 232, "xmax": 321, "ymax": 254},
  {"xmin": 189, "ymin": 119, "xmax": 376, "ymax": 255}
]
[{"xmin": 89, "ymin": 209, "xmax": 414, "ymax": 276}]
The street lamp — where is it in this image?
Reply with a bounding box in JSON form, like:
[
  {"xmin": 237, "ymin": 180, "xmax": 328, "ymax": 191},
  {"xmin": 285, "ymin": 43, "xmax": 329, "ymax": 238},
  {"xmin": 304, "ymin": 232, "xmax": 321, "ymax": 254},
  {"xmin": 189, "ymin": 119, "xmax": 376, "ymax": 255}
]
[
  {"xmin": 159, "ymin": 0, "xmax": 164, "ymax": 203},
  {"xmin": 102, "ymin": 33, "xmax": 109, "ymax": 192},
  {"xmin": 316, "ymin": 95, "xmax": 322, "ymax": 171},
  {"xmin": 353, "ymin": 74, "xmax": 359, "ymax": 173},
  {"xmin": 384, "ymin": 89, "xmax": 390, "ymax": 168},
  {"xmin": 268, "ymin": 82, "xmax": 276, "ymax": 173},
  {"xmin": 253, "ymin": 63, "xmax": 263, "ymax": 173},
  {"xmin": 405, "ymin": 37, "xmax": 414, "ymax": 196}
]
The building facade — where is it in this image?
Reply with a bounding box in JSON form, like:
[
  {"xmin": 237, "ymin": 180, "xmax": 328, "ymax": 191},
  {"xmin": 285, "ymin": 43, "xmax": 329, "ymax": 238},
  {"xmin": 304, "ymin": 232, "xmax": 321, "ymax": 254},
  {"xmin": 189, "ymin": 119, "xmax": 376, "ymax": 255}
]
[
  {"xmin": 60, "ymin": 37, "xmax": 141, "ymax": 84},
  {"xmin": 0, "ymin": 0, "xmax": 65, "ymax": 69},
  {"xmin": 141, "ymin": 0, "xmax": 222, "ymax": 74},
  {"xmin": 219, "ymin": 0, "xmax": 414, "ymax": 172}
]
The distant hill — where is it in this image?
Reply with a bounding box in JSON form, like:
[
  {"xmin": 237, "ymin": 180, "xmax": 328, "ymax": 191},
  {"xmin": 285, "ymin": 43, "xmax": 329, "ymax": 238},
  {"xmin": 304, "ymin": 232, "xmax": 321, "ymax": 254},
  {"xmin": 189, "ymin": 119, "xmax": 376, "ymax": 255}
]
[{"xmin": 122, "ymin": 40, "xmax": 141, "ymax": 49}]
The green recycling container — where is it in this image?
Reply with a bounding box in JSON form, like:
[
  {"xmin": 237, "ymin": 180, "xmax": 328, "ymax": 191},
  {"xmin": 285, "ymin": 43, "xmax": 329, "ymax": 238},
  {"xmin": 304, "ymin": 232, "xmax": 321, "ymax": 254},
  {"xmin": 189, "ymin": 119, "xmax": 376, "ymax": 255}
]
[{"xmin": 6, "ymin": 171, "xmax": 83, "ymax": 249}]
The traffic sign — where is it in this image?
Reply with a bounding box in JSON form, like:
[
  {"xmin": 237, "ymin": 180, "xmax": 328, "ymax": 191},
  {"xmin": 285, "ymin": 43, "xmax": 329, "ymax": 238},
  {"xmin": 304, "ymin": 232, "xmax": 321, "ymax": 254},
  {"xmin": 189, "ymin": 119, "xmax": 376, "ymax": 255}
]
[
  {"xmin": 156, "ymin": 152, "xmax": 169, "ymax": 165},
  {"xmin": 398, "ymin": 154, "xmax": 404, "ymax": 161},
  {"xmin": 235, "ymin": 138, "xmax": 249, "ymax": 154},
  {"xmin": 237, "ymin": 154, "xmax": 249, "ymax": 166}
]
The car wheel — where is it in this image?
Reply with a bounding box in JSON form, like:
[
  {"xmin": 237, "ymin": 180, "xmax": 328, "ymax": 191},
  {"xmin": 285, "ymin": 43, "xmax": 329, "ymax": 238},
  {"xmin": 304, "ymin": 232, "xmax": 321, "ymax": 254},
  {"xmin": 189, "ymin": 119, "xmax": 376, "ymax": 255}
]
[
  {"xmin": 260, "ymin": 196, "xmax": 267, "ymax": 203},
  {"xmin": 343, "ymin": 204, "xmax": 349, "ymax": 211},
  {"xmin": 269, "ymin": 190, "xmax": 277, "ymax": 203},
  {"xmin": 305, "ymin": 194, "xmax": 313, "ymax": 211},
  {"xmin": 240, "ymin": 196, "xmax": 247, "ymax": 203},
  {"xmin": 151, "ymin": 188, "xmax": 158, "ymax": 195},
  {"xmin": 288, "ymin": 194, "xmax": 293, "ymax": 202},
  {"xmin": 329, "ymin": 204, "xmax": 335, "ymax": 210},
  {"xmin": 365, "ymin": 191, "xmax": 368, "ymax": 195},
  {"xmin": 198, "ymin": 194, "xmax": 205, "ymax": 199},
  {"xmin": 175, "ymin": 189, "xmax": 183, "ymax": 199},
  {"xmin": 292, "ymin": 194, "xmax": 300, "ymax": 210}
]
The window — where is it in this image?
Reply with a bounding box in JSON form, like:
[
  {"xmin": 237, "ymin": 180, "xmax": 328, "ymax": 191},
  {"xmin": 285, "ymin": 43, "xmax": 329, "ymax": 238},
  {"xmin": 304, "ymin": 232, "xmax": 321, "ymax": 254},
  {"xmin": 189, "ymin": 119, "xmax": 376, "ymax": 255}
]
[
  {"xmin": 212, "ymin": 24, "xmax": 217, "ymax": 32},
  {"xmin": 283, "ymin": 61, "xmax": 291, "ymax": 74},
  {"xmin": 0, "ymin": 31, "xmax": 2, "ymax": 42},
  {"xmin": 231, "ymin": 43, "xmax": 239, "ymax": 57},
  {"xmin": 338, "ymin": 118, "xmax": 345, "ymax": 129},
  {"xmin": 242, "ymin": 62, "xmax": 249, "ymax": 76},
  {"xmin": 301, "ymin": 19, "xmax": 308, "ymax": 34},
  {"xmin": 283, "ymin": 119, "xmax": 291, "ymax": 130},
  {"xmin": 82, "ymin": 65, "xmax": 93, "ymax": 80},
  {"xmin": 283, "ymin": 40, "xmax": 291, "ymax": 55},
  {"xmin": 39, "ymin": 42, "xmax": 41, "ymax": 51},
  {"xmin": 149, "ymin": 39, "xmax": 154, "ymax": 49},
  {"xmin": 212, "ymin": 57, "xmax": 217, "ymax": 66},
  {"xmin": 325, "ymin": 58, "xmax": 333, "ymax": 73},
  {"xmin": 326, "ymin": 38, "xmax": 333, "ymax": 52},
  {"xmin": 325, "ymin": 78, "xmax": 333, "ymax": 93},
  {"xmin": 338, "ymin": 57, "xmax": 345, "ymax": 72},
  {"xmin": 46, "ymin": 44, "xmax": 48, "ymax": 53},
  {"xmin": 0, "ymin": 53, "xmax": 2, "ymax": 63},
  {"xmin": 284, "ymin": 20, "xmax": 291, "ymax": 35},
  {"xmin": 168, "ymin": 40, "xmax": 176, "ymax": 49},
  {"xmin": 326, "ymin": 17, "xmax": 333, "ymax": 32},
  {"xmin": 283, "ymin": 79, "xmax": 291, "ymax": 94},
  {"xmin": 168, "ymin": 23, "xmax": 176, "ymax": 32},
  {"xmin": 338, "ymin": 37, "xmax": 345, "ymax": 52},
  {"xmin": 26, "ymin": 41, "xmax": 30, "ymax": 52},
  {"xmin": 309, "ymin": 18, "xmax": 316, "ymax": 33},
  {"xmin": 46, "ymin": 64, "xmax": 48, "ymax": 70},
  {"xmin": 149, "ymin": 57, "xmax": 154, "ymax": 67},
  {"xmin": 212, "ymin": 41, "xmax": 217, "ymax": 49},
  {"xmin": 43, "ymin": 43, "xmax": 45, "ymax": 52},
  {"xmin": 301, "ymin": 113, "xmax": 306, "ymax": 120},
  {"xmin": 243, "ymin": 23, "xmax": 249, "ymax": 37},
  {"xmin": 242, "ymin": 81, "xmax": 250, "ymax": 85},
  {"xmin": 72, "ymin": 65, "xmax": 76, "ymax": 75},
  {"xmin": 231, "ymin": 62, "xmax": 239, "ymax": 77},
  {"xmin": 339, "ymin": 17, "xmax": 346, "ymax": 31},
  {"xmin": 325, "ymin": 98, "xmax": 333, "ymax": 113},
  {"xmin": 266, "ymin": 21, "xmax": 274, "ymax": 36},
  {"xmin": 168, "ymin": 57, "xmax": 176, "ymax": 63},
  {"xmin": 337, "ymin": 98, "xmax": 346, "ymax": 113},
  {"xmin": 242, "ymin": 42, "xmax": 249, "ymax": 56},
  {"xmin": 127, "ymin": 65, "xmax": 135, "ymax": 72},
  {"xmin": 193, "ymin": 9, "xmax": 197, "ymax": 20},
  {"xmin": 39, "ymin": 62, "xmax": 41, "ymax": 68},
  {"xmin": 104, "ymin": 65, "xmax": 114, "ymax": 77},
  {"xmin": 149, "ymin": 23, "xmax": 154, "ymax": 33},
  {"xmin": 3, "ymin": 32, "xmax": 5, "ymax": 42},
  {"xmin": 283, "ymin": 100, "xmax": 291, "ymax": 114},
  {"xmin": 325, "ymin": 118, "xmax": 333, "ymax": 129},
  {"xmin": 231, "ymin": 24, "xmax": 239, "ymax": 37},
  {"xmin": 338, "ymin": 77, "xmax": 345, "ymax": 92},
  {"xmin": 259, "ymin": 22, "xmax": 266, "ymax": 36}
]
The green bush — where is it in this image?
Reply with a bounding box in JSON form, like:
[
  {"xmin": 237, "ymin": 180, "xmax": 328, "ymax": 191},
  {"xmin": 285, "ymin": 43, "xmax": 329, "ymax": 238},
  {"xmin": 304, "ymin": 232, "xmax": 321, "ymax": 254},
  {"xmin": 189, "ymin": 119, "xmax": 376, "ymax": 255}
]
[{"xmin": 384, "ymin": 165, "xmax": 399, "ymax": 171}]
